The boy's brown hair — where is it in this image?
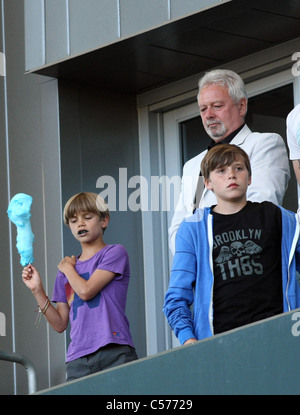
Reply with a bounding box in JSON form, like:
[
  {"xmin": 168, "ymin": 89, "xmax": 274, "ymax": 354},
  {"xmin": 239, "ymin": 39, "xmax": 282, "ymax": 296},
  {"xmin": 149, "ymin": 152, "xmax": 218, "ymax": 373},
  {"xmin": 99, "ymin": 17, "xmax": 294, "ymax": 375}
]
[
  {"xmin": 63, "ymin": 192, "xmax": 110, "ymax": 226},
  {"xmin": 201, "ymin": 144, "xmax": 251, "ymax": 180}
]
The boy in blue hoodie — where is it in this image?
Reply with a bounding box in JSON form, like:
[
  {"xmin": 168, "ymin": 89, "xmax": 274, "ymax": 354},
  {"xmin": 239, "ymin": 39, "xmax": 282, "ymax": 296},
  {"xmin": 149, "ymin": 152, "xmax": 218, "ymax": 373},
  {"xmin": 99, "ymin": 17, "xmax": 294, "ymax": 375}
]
[{"xmin": 163, "ymin": 144, "xmax": 300, "ymax": 345}]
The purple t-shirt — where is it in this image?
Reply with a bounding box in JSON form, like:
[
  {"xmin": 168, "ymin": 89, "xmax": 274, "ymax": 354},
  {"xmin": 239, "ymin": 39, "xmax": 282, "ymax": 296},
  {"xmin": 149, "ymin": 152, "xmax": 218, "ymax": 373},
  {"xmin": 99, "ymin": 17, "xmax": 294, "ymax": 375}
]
[{"xmin": 51, "ymin": 244, "xmax": 135, "ymax": 362}]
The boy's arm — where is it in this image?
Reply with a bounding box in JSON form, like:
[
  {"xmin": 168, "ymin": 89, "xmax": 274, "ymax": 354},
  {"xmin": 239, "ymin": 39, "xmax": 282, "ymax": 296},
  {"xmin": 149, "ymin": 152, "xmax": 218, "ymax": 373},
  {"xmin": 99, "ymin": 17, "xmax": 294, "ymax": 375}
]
[
  {"xmin": 163, "ymin": 280, "xmax": 196, "ymax": 345},
  {"xmin": 58, "ymin": 256, "xmax": 115, "ymax": 301},
  {"xmin": 163, "ymin": 224, "xmax": 197, "ymax": 345},
  {"xmin": 22, "ymin": 265, "xmax": 69, "ymax": 333}
]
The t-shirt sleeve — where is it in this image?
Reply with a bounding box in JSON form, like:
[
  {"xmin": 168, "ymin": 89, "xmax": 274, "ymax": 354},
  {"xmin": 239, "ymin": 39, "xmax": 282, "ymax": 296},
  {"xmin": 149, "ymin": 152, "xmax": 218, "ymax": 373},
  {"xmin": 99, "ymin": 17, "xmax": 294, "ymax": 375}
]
[
  {"xmin": 51, "ymin": 270, "xmax": 68, "ymax": 303},
  {"xmin": 97, "ymin": 244, "xmax": 129, "ymax": 278}
]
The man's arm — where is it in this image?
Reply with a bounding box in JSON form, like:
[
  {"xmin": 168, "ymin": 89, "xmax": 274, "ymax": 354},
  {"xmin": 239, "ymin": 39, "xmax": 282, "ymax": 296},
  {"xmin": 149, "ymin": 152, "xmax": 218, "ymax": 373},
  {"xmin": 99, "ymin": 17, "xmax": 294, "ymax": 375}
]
[
  {"xmin": 245, "ymin": 133, "xmax": 290, "ymax": 205},
  {"xmin": 292, "ymin": 159, "xmax": 300, "ymax": 186},
  {"xmin": 168, "ymin": 191, "xmax": 187, "ymax": 256}
]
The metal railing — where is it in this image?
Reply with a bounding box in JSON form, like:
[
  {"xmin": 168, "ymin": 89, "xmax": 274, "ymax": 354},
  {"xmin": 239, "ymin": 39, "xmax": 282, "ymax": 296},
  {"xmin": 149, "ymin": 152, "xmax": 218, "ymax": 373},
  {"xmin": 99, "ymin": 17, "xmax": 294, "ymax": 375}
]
[{"xmin": 0, "ymin": 350, "xmax": 38, "ymax": 394}]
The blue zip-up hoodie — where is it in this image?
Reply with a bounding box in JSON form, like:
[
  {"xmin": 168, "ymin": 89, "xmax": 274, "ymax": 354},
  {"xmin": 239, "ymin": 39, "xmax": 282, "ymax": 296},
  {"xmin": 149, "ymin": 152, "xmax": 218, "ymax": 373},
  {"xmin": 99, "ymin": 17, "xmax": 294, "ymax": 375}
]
[{"xmin": 163, "ymin": 205, "xmax": 300, "ymax": 345}]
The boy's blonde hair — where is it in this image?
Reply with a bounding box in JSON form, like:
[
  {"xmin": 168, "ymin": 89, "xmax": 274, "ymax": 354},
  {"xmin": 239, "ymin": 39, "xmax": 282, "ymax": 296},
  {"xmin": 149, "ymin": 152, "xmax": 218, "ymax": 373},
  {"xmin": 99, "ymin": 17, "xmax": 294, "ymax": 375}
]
[
  {"xmin": 201, "ymin": 144, "xmax": 251, "ymax": 180},
  {"xmin": 63, "ymin": 192, "xmax": 110, "ymax": 226}
]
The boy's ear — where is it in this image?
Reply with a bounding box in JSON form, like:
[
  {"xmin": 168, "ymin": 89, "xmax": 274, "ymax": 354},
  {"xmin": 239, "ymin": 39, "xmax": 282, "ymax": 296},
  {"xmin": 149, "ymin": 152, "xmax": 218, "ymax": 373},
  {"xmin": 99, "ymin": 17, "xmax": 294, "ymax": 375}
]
[
  {"xmin": 204, "ymin": 178, "xmax": 213, "ymax": 190},
  {"xmin": 101, "ymin": 215, "xmax": 109, "ymax": 230}
]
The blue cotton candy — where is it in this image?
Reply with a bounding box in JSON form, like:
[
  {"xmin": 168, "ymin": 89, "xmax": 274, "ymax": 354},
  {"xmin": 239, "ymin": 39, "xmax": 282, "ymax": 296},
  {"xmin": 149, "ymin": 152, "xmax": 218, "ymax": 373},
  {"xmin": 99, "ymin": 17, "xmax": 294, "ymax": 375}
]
[{"xmin": 7, "ymin": 193, "xmax": 35, "ymax": 266}]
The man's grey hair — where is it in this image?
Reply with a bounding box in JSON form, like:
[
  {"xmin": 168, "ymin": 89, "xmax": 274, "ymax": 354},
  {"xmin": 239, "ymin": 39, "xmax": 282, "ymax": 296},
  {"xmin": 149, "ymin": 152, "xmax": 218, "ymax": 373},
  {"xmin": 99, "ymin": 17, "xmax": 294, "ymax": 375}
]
[{"xmin": 197, "ymin": 69, "xmax": 248, "ymax": 105}]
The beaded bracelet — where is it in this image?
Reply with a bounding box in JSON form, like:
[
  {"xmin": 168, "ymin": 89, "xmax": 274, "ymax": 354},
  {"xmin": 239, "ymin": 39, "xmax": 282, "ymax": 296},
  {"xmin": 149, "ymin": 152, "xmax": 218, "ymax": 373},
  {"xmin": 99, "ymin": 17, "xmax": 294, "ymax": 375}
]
[{"xmin": 35, "ymin": 297, "xmax": 50, "ymax": 328}]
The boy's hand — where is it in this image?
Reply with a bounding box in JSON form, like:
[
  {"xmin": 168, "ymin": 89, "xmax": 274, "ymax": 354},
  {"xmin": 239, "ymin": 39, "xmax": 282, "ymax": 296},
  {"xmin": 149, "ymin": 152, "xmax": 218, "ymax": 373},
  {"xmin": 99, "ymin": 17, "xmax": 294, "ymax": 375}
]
[
  {"xmin": 22, "ymin": 264, "xmax": 42, "ymax": 293},
  {"xmin": 183, "ymin": 338, "xmax": 197, "ymax": 345},
  {"xmin": 58, "ymin": 255, "xmax": 76, "ymax": 274}
]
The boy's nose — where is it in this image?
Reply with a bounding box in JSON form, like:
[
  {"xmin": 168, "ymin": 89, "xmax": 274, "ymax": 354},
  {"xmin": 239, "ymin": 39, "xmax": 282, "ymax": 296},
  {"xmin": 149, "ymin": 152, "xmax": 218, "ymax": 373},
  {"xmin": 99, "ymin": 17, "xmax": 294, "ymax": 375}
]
[{"xmin": 228, "ymin": 168, "xmax": 236, "ymax": 178}]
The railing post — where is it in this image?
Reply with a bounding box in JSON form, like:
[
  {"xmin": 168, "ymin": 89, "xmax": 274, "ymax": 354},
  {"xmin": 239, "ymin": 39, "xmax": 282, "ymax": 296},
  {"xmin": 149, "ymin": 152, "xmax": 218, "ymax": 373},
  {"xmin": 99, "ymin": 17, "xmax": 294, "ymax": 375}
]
[{"xmin": 0, "ymin": 350, "xmax": 38, "ymax": 394}]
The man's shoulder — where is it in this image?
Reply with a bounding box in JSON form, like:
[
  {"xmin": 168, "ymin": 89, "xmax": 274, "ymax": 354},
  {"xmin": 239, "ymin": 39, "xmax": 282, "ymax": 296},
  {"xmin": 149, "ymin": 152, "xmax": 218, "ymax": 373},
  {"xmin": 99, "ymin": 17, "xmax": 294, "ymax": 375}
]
[
  {"xmin": 233, "ymin": 126, "xmax": 284, "ymax": 153},
  {"xmin": 247, "ymin": 130, "xmax": 281, "ymax": 140},
  {"xmin": 234, "ymin": 124, "xmax": 281, "ymax": 143}
]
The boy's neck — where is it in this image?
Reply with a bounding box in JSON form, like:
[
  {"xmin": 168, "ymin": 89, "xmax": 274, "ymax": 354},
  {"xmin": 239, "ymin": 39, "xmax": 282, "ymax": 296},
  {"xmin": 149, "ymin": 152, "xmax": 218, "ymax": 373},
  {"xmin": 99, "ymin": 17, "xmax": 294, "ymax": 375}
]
[
  {"xmin": 79, "ymin": 239, "xmax": 107, "ymax": 260},
  {"xmin": 212, "ymin": 198, "xmax": 247, "ymax": 215}
]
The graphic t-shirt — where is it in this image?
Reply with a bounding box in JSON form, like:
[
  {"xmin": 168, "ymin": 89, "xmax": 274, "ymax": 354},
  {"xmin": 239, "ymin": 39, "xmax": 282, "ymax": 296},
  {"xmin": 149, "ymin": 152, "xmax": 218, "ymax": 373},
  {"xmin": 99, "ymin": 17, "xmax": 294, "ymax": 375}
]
[
  {"xmin": 212, "ymin": 201, "xmax": 283, "ymax": 334},
  {"xmin": 51, "ymin": 244, "xmax": 135, "ymax": 362}
]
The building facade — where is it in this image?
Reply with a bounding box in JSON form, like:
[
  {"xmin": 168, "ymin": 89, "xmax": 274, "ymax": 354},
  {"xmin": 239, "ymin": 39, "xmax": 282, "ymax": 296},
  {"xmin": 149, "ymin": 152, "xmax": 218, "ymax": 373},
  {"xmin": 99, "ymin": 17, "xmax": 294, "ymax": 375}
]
[{"xmin": 1, "ymin": 0, "xmax": 300, "ymax": 394}]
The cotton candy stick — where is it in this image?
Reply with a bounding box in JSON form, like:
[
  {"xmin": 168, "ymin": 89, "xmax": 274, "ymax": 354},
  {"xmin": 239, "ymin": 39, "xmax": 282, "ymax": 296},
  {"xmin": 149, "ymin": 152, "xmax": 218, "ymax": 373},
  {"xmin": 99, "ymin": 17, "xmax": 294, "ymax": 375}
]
[{"xmin": 7, "ymin": 193, "xmax": 35, "ymax": 266}]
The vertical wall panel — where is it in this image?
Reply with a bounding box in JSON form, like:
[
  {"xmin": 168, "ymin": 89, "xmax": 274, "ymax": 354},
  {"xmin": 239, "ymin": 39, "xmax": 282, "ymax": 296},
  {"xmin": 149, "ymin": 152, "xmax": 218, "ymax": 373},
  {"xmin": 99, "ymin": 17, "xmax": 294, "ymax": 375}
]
[
  {"xmin": 1, "ymin": 1, "xmax": 66, "ymax": 394},
  {"xmin": 0, "ymin": 0, "xmax": 14, "ymax": 395},
  {"xmin": 3, "ymin": 0, "xmax": 45, "ymax": 394},
  {"xmin": 40, "ymin": 79, "xmax": 67, "ymax": 387},
  {"xmin": 24, "ymin": 0, "xmax": 45, "ymax": 70},
  {"xmin": 45, "ymin": 0, "xmax": 70, "ymax": 63},
  {"xmin": 68, "ymin": 0, "xmax": 119, "ymax": 55}
]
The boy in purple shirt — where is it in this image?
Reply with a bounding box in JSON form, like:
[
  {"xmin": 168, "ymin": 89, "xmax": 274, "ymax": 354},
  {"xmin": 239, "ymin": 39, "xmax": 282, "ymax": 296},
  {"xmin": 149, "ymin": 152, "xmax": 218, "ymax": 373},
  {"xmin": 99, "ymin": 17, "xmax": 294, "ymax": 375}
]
[{"xmin": 22, "ymin": 192, "xmax": 137, "ymax": 381}]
